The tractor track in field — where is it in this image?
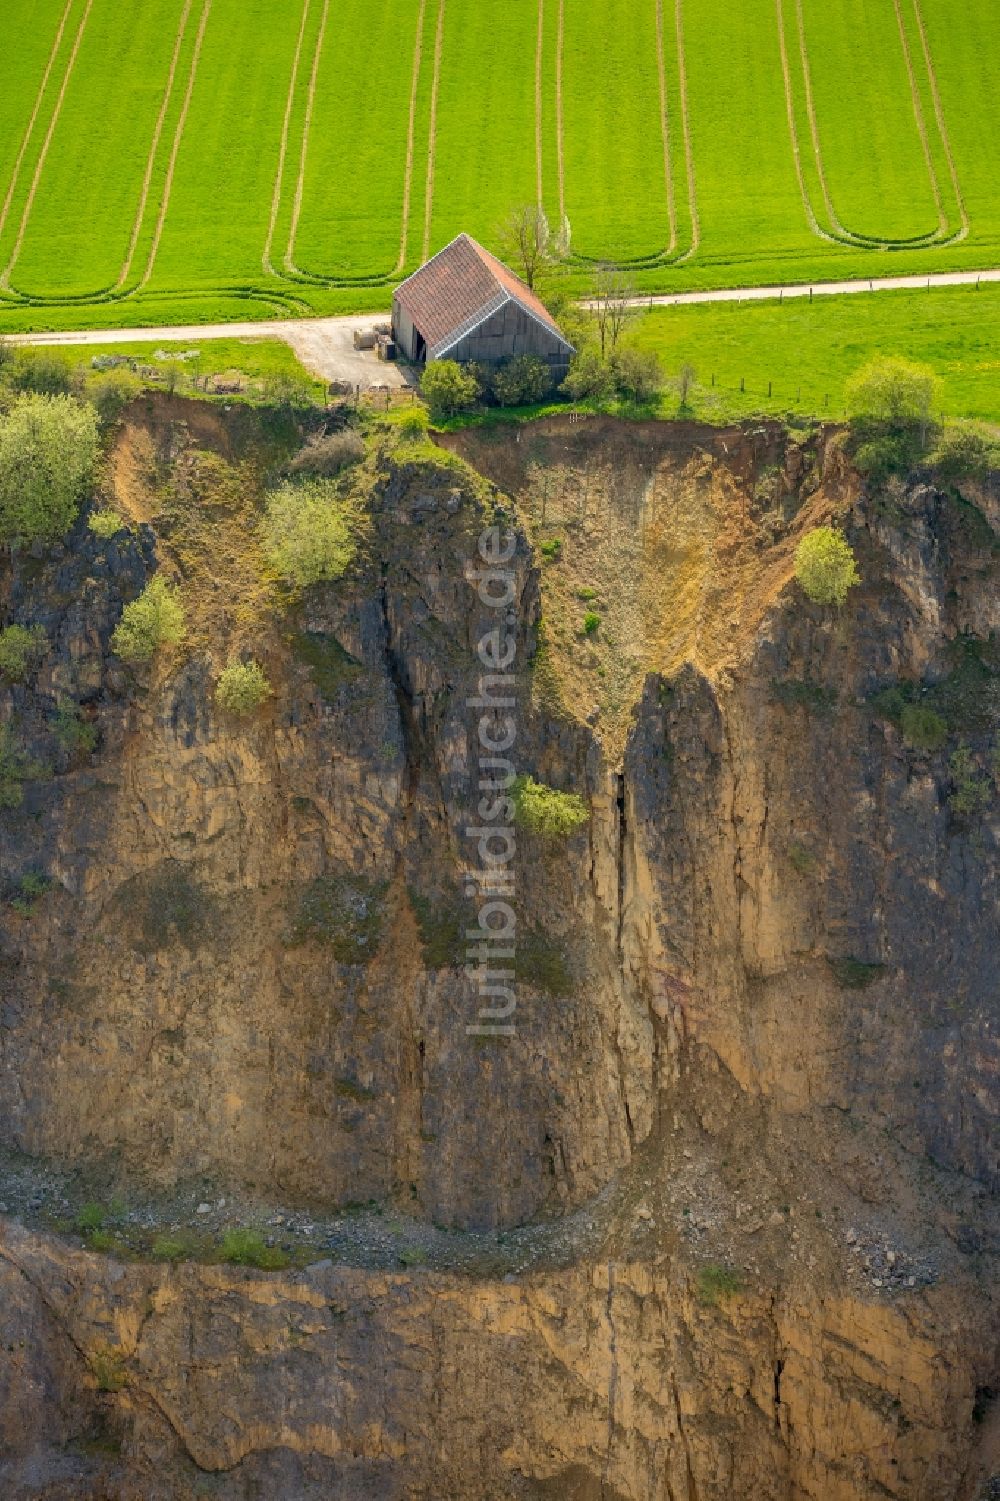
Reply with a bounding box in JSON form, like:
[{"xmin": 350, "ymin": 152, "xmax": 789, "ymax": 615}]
[
  {"xmin": 891, "ymin": 0, "xmax": 949, "ymax": 241},
  {"xmin": 138, "ymin": 0, "xmax": 213, "ymax": 293},
  {"xmin": 673, "ymin": 0, "xmax": 699, "ymax": 261},
  {"xmin": 1, "ymin": 0, "xmax": 94, "ymax": 293},
  {"xmin": 909, "ymin": 0, "xmax": 969, "ymax": 238},
  {"xmin": 0, "ymin": 0, "xmax": 75, "ymax": 261},
  {"xmin": 421, "ymin": 0, "xmax": 446, "ymax": 265},
  {"xmin": 535, "ymin": 0, "xmax": 545, "ymax": 210},
  {"xmin": 116, "ymin": 0, "xmax": 195, "ymax": 293},
  {"xmin": 774, "ymin": 0, "xmax": 836, "ymax": 246},
  {"xmin": 784, "ymin": 0, "xmax": 961, "ymax": 252},
  {"xmin": 791, "ymin": 0, "xmax": 855, "ymax": 246},
  {"xmin": 394, "ymin": 0, "xmax": 429, "ymax": 276},
  {"xmin": 263, "ymin": 0, "xmax": 313, "ymax": 279},
  {"xmin": 655, "ymin": 0, "xmax": 677, "ymax": 259},
  {"xmin": 555, "ymin": 0, "xmax": 566, "ymax": 231},
  {"xmin": 284, "ymin": 0, "xmax": 330, "ymax": 279}
]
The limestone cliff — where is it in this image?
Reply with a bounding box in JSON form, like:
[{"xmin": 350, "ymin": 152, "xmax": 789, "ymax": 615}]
[{"xmin": 0, "ymin": 399, "xmax": 996, "ymax": 1499}]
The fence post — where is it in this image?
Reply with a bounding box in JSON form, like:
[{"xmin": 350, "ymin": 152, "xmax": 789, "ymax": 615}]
[
  {"xmin": 740, "ymin": 377, "xmax": 745, "ymax": 393},
  {"xmin": 768, "ymin": 380, "xmax": 772, "ymax": 397}
]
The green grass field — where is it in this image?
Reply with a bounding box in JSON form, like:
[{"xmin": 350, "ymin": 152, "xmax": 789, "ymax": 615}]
[
  {"xmin": 633, "ymin": 284, "xmax": 1000, "ymax": 425},
  {"xmin": 1, "ymin": 0, "xmax": 999, "ymax": 331}
]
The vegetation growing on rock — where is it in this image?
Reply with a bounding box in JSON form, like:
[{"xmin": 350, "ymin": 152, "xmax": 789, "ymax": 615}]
[
  {"xmin": 88, "ymin": 508, "xmax": 125, "ymax": 540},
  {"xmin": 794, "ymin": 526, "xmax": 860, "ymax": 606},
  {"xmin": 511, "ymin": 775, "xmax": 590, "ymax": 838},
  {"xmin": 262, "ymin": 479, "xmax": 359, "ymax": 587},
  {"xmin": 111, "ymin": 575, "xmax": 186, "ymax": 662},
  {"xmin": 0, "ymin": 395, "xmax": 99, "ymax": 546},
  {"xmin": 216, "ymin": 660, "xmax": 271, "ymax": 717},
  {"xmin": 0, "ymin": 624, "xmax": 47, "ymax": 681}
]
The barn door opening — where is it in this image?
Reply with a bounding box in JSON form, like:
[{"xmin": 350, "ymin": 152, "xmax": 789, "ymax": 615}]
[{"xmin": 414, "ymin": 331, "xmax": 427, "ymax": 363}]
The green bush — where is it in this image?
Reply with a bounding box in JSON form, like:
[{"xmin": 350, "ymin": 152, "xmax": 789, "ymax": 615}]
[
  {"xmin": 0, "ymin": 394, "xmax": 100, "ymax": 546},
  {"xmin": 0, "ymin": 624, "xmax": 47, "ymax": 681},
  {"xmin": 152, "ymin": 1234, "xmax": 188, "ymax": 1262},
  {"xmin": 846, "ymin": 356, "xmax": 939, "ymax": 430},
  {"xmin": 53, "ymin": 702, "xmax": 97, "ymax": 756},
  {"xmin": 219, "ymin": 1228, "xmax": 289, "ymax": 1270},
  {"xmin": 900, "ymin": 703, "xmax": 947, "ymax": 751},
  {"xmin": 262, "ymin": 372, "xmax": 317, "ymax": 412},
  {"xmin": 561, "ymin": 349, "xmax": 616, "ymax": 403},
  {"xmin": 612, "ymin": 347, "xmax": 663, "ymax": 403},
  {"xmin": 262, "ymin": 479, "xmax": 358, "ymax": 587},
  {"xmin": 216, "ymin": 659, "xmax": 271, "ymax": 716},
  {"xmin": 948, "ymin": 744, "xmax": 992, "ymax": 816},
  {"xmin": 696, "ymin": 1264, "xmax": 742, "ymax": 1306},
  {"xmin": 931, "ymin": 422, "xmax": 1000, "ymax": 484},
  {"xmin": 491, "ymin": 355, "xmax": 553, "ymax": 407},
  {"xmin": 88, "ymin": 370, "xmax": 142, "ymax": 425},
  {"xmin": 395, "ymin": 409, "xmax": 429, "ymax": 440},
  {"xmin": 511, "ymin": 775, "xmax": 590, "ymax": 838},
  {"xmin": 794, "ymin": 526, "xmax": 860, "ymax": 606},
  {"xmin": 583, "ymin": 611, "xmax": 601, "ymax": 635},
  {"xmin": 88, "ymin": 508, "xmax": 125, "ymax": 539},
  {"xmin": 11, "ymin": 871, "xmax": 50, "ymax": 915},
  {"xmin": 0, "ymin": 725, "xmax": 44, "ymax": 808},
  {"xmin": 539, "ymin": 538, "xmax": 562, "ymax": 562},
  {"xmin": 853, "ymin": 433, "xmax": 920, "ymax": 483},
  {"xmin": 420, "ymin": 359, "xmax": 480, "ymax": 420},
  {"xmin": 77, "ymin": 1202, "xmax": 105, "ymax": 1232},
  {"xmin": 112, "ymin": 575, "xmax": 185, "ymax": 662},
  {"xmin": 11, "ymin": 352, "xmax": 71, "ymax": 396}
]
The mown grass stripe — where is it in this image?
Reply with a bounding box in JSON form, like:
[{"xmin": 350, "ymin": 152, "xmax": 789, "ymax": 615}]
[
  {"xmin": 773, "ymin": 0, "xmax": 829, "ymax": 245},
  {"xmin": 284, "ymin": 0, "xmax": 329, "ymax": 277},
  {"xmin": 797, "ymin": 0, "xmax": 940, "ymax": 244},
  {"xmin": 682, "ymin": 0, "xmax": 810, "ymax": 270},
  {"xmin": 292, "ymin": 0, "xmax": 424, "ymax": 278},
  {"xmin": 116, "ymin": 0, "xmax": 195, "ymax": 293},
  {"xmin": 395, "ymin": 0, "xmax": 430, "ymax": 275},
  {"xmin": 561, "ymin": 0, "xmax": 670, "ymax": 261},
  {"xmin": 0, "ymin": 0, "xmax": 75, "ymax": 258},
  {"xmin": 673, "ymin": 0, "xmax": 699, "ymax": 258},
  {"xmin": 263, "ymin": 0, "xmax": 313, "ymax": 278},
  {"xmin": 1, "ymin": 0, "xmax": 94, "ymax": 292},
  {"xmin": 145, "ymin": 0, "xmax": 304, "ymax": 291},
  {"xmin": 422, "ymin": 0, "xmax": 447, "ymax": 263},
  {"xmin": 898, "ymin": 0, "xmax": 968, "ymax": 240},
  {"xmin": 655, "ymin": 0, "xmax": 677, "ymax": 258},
  {"xmin": 890, "ymin": 0, "xmax": 948, "ymax": 238},
  {"xmin": 916, "ymin": 0, "xmax": 1000, "ymax": 257},
  {"xmin": 139, "ymin": 0, "xmax": 212, "ymax": 290}
]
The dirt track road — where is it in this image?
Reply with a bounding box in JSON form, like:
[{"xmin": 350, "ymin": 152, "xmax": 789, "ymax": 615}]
[{"xmin": 10, "ymin": 265, "xmax": 1000, "ymax": 381}]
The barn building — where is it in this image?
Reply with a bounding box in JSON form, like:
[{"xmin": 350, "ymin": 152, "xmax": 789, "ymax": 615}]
[{"xmin": 391, "ymin": 233, "xmax": 574, "ymax": 380}]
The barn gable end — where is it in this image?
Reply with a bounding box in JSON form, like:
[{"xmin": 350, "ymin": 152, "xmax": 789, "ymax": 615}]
[{"xmin": 391, "ymin": 233, "xmax": 574, "ymax": 378}]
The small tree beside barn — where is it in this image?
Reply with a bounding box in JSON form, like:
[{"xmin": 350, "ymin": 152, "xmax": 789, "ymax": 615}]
[{"xmin": 392, "ymin": 234, "xmax": 575, "ymax": 385}]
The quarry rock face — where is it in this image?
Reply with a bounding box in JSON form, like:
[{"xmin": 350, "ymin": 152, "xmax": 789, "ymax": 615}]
[{"xmin": 0, "ymin": 402, "xmax": 996, "ymax": 1499}]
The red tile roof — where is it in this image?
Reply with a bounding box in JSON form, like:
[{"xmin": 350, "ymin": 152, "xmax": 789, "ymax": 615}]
[{"xmin": 393, "ymin": 234, "xmax": 570, "ymax": 357}]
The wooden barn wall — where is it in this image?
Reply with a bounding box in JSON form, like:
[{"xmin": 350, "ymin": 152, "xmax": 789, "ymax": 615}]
[
  {"xmin": 391, "ymin": 299, "xmax": 418, "ymax": 361},
  {"xmin": 443, "ymin": 303, "xmax": 572, "ymax": 370}
]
